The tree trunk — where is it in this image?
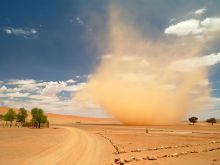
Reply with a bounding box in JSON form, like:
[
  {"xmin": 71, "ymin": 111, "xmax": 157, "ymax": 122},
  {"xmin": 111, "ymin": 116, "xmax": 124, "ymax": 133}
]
[
  {"xmin": 38, "ymin": 122, "xmax": 40, "ymax": 128},
  {"xmin": 10, "ymin": 121, "xmax": 12, "ymax": 128}
]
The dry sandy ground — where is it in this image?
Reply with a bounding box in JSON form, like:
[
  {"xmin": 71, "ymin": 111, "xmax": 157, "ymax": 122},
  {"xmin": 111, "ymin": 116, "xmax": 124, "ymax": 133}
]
[
  {"xmin": 77, "ymin": 124, "xmax": 220, "ymax": 165},
  {"xmin": 0, "ymin": 126, "xmax": 114, "ymax": 165},
  {"xmin": 1, "ymin": 107, "xmax": 220, "ymax": 165}
]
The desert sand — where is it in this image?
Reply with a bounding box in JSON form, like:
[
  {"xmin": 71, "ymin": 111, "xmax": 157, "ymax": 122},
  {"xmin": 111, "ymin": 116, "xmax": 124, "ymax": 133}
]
[{"xmin": 0, "ymin": 107, "xmax": 220, "ymax": 165}]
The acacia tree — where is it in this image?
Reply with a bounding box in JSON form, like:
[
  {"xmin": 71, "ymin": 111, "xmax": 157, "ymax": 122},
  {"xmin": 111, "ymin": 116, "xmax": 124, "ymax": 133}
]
[
  {"xmin": 31, "ymin": 108, "xmax": 48, "ymax": 128},
  {"xmin": 206, "ymin": 118, "xmax": 217, "ymax": 125},
  {"xmin": 17, "ymin": 108, "xmax": 28, "ymax": 127},
  {"xmin": 188, "ymin": 117, "xmax": 198, "ymax": 125},
  {"xmin": 4, "ymin": 109, "xmax": 17, "ymax": 127}
]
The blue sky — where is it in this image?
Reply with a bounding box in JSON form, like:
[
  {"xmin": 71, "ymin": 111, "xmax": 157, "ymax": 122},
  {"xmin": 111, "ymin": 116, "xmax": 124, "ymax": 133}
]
[{"xmin": 0, "ymin": 0, "xmax": 220, "ymax": 119}]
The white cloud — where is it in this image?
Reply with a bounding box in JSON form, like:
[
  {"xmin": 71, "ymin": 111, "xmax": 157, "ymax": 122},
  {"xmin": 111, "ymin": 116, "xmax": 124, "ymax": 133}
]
[
  {"xmin": 63, "ymin": 83, "xmax": 86, "ymax": 92},
  {"xmin": 6, "ymin": 79, "xmax": 41, "ymax": 92},
  {"xmin": 169, "ymin": 18, "xmax": 176, "ymax": 23},
  {"xmin": 194, "ymin": 7, "xmax": 207, "ymax": 15},
  {"xmin": 5, "ymin": 92, "xmax": 30, "ymax": 98},
  {"xmin": 199, "ymin": 79, "xmax": 210, "ymax": 86},
  {"xmin": 76, "ymin": 17, "xmax": 84, "ymax": 25},
  {"xmin": 0, "ymin": 78, "xmax": 107, "ymax": 117},
  {"xmin": 170, "ymin": 53, "xmax": 220, "ymax": 72},
  {"xmin": 165, "ymin": 17, "xmax": 220, "ymax": 36},
  {"xmin": 0, "ymin": 85, "xmax": 7, "ymax": 92},
  {"xmin": 3, "ymin": 27, "xmax": 38, "ymax": 39},
  {"xmin": 66, "ymin": 79, "xmax": 76, "ymax": 84},
  {"xmin": 165, "ymin": 19, "xmax": 202, "ymax": 36},
  {"xmin": 209, "ymin": 97, "xmax": 220, "ymax": 103},
  {"xmin": 200, "ymin": 17, "xmax": 220, "ymax": 32},
  {"xmin": 7, "ymin": 79, "xmax": 37, "ymax": 85},
  {"xmin": 87, "ymin": 74, "xmax": 93, "ymax": 79},
  {"xmin": 41, "ymin": 82, "xmax": 67, "ymax": 97},
  {"xmin": 101, "ymin": 54, "xmax": 113, "ymax": 59}
]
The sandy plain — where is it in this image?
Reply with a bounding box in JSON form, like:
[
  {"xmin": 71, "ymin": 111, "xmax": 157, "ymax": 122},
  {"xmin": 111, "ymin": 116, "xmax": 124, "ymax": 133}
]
[{"xmin": 0, "ymin": 107, "xmax": 220, "ymax": 165}]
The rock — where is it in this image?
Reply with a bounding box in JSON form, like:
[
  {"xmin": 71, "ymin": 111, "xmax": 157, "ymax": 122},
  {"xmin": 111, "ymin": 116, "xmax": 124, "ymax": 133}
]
[
  {"xmin": 135, "ymin": 158, "xmax": 142, "ymax": 161},
  {"xmin": 161, "ymin": 154, "xmax": 168, "ymax": 158},
  {"xmin": 115, "ymin": 160, "xmax": 124, "ymax": 165},
  {"xmin": 124, "ymin": 159, "xmax": 132, "ymax": 163},
  {"xmin": 147, "ymin": 156, "xmax": 157, "ymax": 160},
  {"xmin": 115, "ymin": 157, "xmax": 120, "ymax": 163},
  {"xmin": 170, "ymin": 153, "xmax": 179, "ymax": 157},
  {"xmin": 119, "ymin": 150, "xmax": 126, "ymax": 154},
  {"xmin": 119, "ymin": 161, "xmax": 124, "ymax": 165},
  {"xmin": 180, "ymin": 151, "xmax": 187, "ymax": 155}
]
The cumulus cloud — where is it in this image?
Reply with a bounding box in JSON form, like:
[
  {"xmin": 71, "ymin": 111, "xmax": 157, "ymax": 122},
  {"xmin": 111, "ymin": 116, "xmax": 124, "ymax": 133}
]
[
  {"xmin": 63, "ymin": 83, "xmax": 86, "ymax": 92},
  {"xmin": 165, "ymin": 17, "xmax": 220, "ymax": 36},
  {"xmin": 170, "ymin": 53, "xmax": 220, "ymax": 72},
  {"xmin": 5, "ymin": 92, "xmax": 30, "ymax": 98},
  {"xmin": 194, "ymin": 7, "xmax": 207, "ymax": 15},
  {"xmin": 3, "ymin": 27, "xmax": 38, "ymax": 39},
  {"xmin": 6, "ymin": 79, "xmax": 37, "ymax": 85},
  {"xmin": 66, "ymin": 79, "xmax": 76, "ymax": 84},
  {"xmin": 0, "ymin": 78, "xmax": 101, "ymax": 116},
  {"xmin": 0, "ymin": 85, "xmax": 7, "ymax": 92},
  {"xmin": 41, "ymin": 81, "xmax": 67, "ymax": 97}
]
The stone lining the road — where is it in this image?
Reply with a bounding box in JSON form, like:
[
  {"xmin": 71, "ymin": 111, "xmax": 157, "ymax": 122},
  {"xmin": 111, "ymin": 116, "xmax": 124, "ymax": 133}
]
[
  {"xmin": 97, "ymin": 132, "xmax": 122, "ymax": 154},
  {"xmin": 111, "ymin": 146, "xmax": 220, "ymax": 164},
  {"xmin": 97, "ymin": 133, "xmax": 220, "ymax": 165},
  {"xmin": 129, "ymin": 140, "xmax": 220, "ymax": 154}
]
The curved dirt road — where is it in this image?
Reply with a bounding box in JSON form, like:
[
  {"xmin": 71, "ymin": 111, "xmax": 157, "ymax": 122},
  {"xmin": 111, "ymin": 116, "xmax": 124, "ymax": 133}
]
[{"xmin": 24, "ymin": 126, "xmax": 113, "ymax": 165}]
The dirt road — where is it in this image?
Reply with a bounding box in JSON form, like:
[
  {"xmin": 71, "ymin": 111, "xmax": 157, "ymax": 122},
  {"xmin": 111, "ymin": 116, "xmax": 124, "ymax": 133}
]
[{"xmin": 23, "ymin": 126, "xmax": 113, "ymax": 165}]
